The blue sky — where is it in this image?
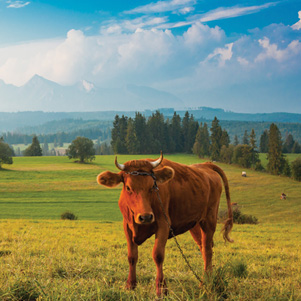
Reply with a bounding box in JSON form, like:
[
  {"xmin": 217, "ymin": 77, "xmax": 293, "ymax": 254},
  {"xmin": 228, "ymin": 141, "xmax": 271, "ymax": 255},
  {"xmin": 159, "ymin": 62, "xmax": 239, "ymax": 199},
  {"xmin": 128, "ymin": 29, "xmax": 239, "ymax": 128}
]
[{"xmin": 0, "ymin": 0, "xmax": 300, "ymax": 113}]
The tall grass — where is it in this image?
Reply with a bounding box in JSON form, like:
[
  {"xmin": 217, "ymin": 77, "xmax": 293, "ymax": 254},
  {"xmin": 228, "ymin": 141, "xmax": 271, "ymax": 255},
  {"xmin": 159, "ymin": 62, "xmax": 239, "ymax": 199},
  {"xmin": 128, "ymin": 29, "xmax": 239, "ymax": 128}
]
[{"xmin": 0, "ymin": 154, "xmax": 300, "ymax": 299}]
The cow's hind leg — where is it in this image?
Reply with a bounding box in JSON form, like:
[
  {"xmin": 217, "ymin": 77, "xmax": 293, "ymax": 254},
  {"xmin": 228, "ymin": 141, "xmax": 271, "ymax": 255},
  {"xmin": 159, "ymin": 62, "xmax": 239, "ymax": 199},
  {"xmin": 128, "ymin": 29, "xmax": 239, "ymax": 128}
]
[
  {"xmin": 200, "ymin": 219, "xmax": 216, "ymax": 272},
  {"xmin": 189, "ymin": 224, "xmax": 203, "ymax": 253}
]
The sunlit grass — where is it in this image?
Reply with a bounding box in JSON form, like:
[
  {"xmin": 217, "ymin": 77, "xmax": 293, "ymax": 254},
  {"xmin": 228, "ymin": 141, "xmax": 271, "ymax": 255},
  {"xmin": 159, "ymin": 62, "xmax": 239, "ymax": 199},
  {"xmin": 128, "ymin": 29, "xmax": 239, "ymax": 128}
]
[
  {"xmin": 0, "ymin": 154, "xmax": 300, "ymax": 299},
  {"xmin": 0, "ymin": 220, "xmax": 300, "ymax": 300}
]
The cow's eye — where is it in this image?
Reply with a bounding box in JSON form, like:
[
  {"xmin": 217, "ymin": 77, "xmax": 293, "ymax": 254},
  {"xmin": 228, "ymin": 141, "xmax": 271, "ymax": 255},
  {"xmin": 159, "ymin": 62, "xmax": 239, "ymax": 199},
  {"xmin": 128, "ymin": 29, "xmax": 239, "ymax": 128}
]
[{"xmin": 126, "ymin": 185, "xmax": 131, "ymax": 192}]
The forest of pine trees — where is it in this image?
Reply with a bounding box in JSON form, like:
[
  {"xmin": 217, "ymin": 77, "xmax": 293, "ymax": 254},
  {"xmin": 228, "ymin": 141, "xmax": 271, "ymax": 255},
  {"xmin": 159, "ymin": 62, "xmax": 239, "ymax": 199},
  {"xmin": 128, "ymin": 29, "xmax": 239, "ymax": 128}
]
[
  {"xmin": 111, "ymin": 111, "xmax": 199, "ymax": 154},
  {"xmin": 110, "ymin": 112, "xmax": 300, "ymax": 179}
]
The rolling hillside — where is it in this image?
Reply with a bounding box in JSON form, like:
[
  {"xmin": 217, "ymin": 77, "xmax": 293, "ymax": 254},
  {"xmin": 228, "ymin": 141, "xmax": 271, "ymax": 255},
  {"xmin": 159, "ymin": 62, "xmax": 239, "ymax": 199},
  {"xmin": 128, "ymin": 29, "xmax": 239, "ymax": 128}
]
[{"xmin": 0, "ymin": 154, "xmax": 300, "ymax": 300}]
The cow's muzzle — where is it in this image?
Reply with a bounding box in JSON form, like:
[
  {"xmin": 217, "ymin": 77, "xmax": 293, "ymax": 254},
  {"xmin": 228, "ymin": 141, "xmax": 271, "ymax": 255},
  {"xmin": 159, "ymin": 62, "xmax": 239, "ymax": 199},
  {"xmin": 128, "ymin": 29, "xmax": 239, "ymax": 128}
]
[{"xmin": 137, "ymin": 213, "xmax": 154, "ymax": 224}]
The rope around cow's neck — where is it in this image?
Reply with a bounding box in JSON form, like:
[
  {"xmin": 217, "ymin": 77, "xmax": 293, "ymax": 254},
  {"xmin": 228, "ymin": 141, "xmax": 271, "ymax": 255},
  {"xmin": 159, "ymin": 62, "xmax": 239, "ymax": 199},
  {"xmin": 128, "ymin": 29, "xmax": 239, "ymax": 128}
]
[{"xmin": 126, "ymin": 171, "xmax": 203, "ymax": 284}]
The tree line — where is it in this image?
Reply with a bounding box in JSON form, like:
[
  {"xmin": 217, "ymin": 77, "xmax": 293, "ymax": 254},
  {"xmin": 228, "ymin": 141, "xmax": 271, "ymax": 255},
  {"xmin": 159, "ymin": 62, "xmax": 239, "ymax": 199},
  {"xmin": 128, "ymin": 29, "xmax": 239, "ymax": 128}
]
[
  {"xmin": 111, "ymin": 111, "xmax": 199, "ymax": 154},
  {"xmin": 1, "ymin": 128, "xmax": 110, "ymax": 146},
  {"xmin": 1, "ymin": 110, "xmax": 300, "ymax": 180},
  {"xmin": 111, "ymin": 111, "xmax": 301, "ymax": 180}
]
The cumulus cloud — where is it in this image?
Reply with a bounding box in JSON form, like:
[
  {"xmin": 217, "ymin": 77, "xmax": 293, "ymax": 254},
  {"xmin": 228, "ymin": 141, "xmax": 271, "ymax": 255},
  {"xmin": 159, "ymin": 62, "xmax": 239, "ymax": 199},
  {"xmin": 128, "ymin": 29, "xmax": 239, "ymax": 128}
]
[
  {"xmin": 292, "ymin": 11, "xmax": 301, "ymax": 30},
  {"xmin": 204, "ymin": 43, "xmax": 233, "ymax": 66},
  {"xmin": 0, "ymin": 17, "xmax": 300, "ymax": 107},
  {"xmin": 6, "ymin": 0, "xmax": 30, "ymax": 8},
  {"xmin": 255, "ymin": 37, "xmax": 301, "ymax": 62},
  {"xmin": 183, "ymin": 22, "xmax": 224, "ymax": 47}
]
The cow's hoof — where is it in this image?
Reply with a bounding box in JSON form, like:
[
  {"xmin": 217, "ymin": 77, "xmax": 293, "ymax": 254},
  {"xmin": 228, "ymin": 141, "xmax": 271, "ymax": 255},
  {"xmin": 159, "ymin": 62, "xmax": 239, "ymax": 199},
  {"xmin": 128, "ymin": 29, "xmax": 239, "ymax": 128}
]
[
  {"xmin": 126, "ymin": 280, "xmax": 137, "ymax": 290},
  {"xmin": 156, "ymin": 279, "xmax": 168, "ymax": 297}
]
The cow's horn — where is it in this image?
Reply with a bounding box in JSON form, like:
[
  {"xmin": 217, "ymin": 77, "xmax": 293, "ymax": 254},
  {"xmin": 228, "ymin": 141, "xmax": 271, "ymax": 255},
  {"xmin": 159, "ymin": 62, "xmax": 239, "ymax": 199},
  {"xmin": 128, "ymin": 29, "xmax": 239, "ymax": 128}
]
[
  {"xmin": 150, "ymin": 151, "xmax": 163, "ymax": 168},
  {"xmin": 115, "ymin": 156, "xmax": 125, "ymax": 170}
]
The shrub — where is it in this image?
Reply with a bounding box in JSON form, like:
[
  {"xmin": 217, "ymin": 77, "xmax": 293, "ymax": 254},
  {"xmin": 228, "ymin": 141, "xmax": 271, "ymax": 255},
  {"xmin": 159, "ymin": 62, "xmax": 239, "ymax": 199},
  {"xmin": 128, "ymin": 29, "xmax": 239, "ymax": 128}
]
[
  {"xmin": 255, "ymin": 161, "xmax": 265, "ymax": 172},
  {"xmin": 219, "ymin": 207, "xmax": 258, "ymax": 224},
  {"xmin": 233, "ymin": 207, "xmax": 258, "ymax": 224},
  {"xmin": 61, "ymin": 211, "xmax": 78, "ymax": 220},
  {"xmin": 291, "ymin": 158, "xmax": 301, "ymax": 181}
]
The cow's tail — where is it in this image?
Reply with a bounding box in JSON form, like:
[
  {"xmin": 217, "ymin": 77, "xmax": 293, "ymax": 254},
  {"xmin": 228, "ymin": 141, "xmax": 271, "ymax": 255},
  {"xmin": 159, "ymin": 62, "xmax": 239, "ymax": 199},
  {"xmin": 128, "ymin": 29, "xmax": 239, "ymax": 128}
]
[{"xmin": 207, "ymin": 163, "xmax": 234, "ymax": 243}]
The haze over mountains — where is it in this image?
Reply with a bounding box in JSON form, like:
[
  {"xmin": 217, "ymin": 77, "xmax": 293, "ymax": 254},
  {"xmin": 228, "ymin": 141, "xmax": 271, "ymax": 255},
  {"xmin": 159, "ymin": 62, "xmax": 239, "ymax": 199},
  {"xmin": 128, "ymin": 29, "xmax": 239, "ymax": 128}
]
[{"xmin": 0, "ymin": 75, "xmax": 183, "ymax": 112}]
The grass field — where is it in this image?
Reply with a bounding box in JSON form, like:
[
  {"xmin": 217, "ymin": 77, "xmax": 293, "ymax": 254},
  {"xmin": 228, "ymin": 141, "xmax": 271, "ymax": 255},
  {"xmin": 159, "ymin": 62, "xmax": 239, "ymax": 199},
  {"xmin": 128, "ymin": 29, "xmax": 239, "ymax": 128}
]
[
  {"xmin": 259, "ymin": 153, "xmax": 300, "ymax": 168},
  {"xmin": 0, "ymin": 154, "xmax": 300, "ymax": 300}
]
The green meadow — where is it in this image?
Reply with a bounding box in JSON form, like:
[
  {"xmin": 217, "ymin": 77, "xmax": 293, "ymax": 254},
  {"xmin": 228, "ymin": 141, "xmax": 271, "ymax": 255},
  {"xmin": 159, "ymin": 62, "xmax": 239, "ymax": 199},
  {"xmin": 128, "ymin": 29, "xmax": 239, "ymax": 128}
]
[{"xmin": 0, "ymin": 154, "xmax": 300, "ymax": 300}]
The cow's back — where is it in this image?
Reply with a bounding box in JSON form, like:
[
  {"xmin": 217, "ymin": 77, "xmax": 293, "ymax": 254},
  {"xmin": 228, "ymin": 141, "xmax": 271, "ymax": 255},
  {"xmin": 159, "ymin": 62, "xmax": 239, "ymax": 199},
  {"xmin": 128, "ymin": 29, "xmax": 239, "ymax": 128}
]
[{"xmin": 156, "ymin": 159, "xmax": 223, "ymax": 231}]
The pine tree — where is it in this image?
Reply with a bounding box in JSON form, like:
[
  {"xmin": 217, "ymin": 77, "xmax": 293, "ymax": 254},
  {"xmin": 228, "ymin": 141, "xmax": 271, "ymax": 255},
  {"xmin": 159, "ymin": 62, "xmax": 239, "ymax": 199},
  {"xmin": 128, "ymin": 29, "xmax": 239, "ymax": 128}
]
[
  {"xmin": 187, "ymin": 115, "xmax": 199, "ymax": 153},
  {"xmin": 292, "ymin": 141, "xmax": 301, "ymax": 153},
  {"xmin": 243, "ymin": 130, "xmax": 249, "ymax": 145},
  {"xmin": 193, "ymin": 122, "xmax": 210, "ymax": 158},
  {"xmin": 267, "ymin": 123, "xmax": 286, "ymax": 175},
  {"xmin": 170, "ymin": 112, "xmax": 183, "ymax": 152},
  {"xmin": 283, "ymin": 134, "xmax": 295, "ymax": 153},
  {"xmin": 134, "ymin": 112, "xmax": 149, "ymax": 154},
  {"xmin": 24, "ymin": 136, "xmax": 43, "ymax": 156},
  {"xmin": 111, "ymin": 115, "xmax": 128, "ymax": 154},
  {"xmin": 210, "ymin": 117, "xmax": 222, "ymax": 161},
  {"xmin": 126, "ymin": 118, "xmax": 138, "ymax": 154},
  {"xmin": 182, "ymin": 111, "xmax": 190, "ymax": 153},
  {"xmin": 234, "ymin": 135, "xmax": 239, "ymax": 146},
  {"xmin": 220, "ymin": 129, "xmax": 230, "ymax": 147},
  {"xmin": 249, "ymin": 129, "xmax": 259, "ymax": 167},
  {"xmin": 260, "ymin": 130, "xmax": 269, "ymax": 153},
  {"xmin": 147, "ymin": 111, "xmax": 166, "ymax": 153}
]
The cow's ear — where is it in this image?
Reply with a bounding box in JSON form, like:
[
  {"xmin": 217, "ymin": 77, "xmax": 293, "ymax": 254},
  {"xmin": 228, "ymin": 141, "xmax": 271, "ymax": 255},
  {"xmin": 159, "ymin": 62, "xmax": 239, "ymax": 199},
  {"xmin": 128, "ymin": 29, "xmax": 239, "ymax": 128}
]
[
  {"xmin": 97, "ymin": 171, "xmax": 123, "ymax": 187},
  {"xmin": 154, "ymin": 167, "xmax": 174, "ymax": 184}
]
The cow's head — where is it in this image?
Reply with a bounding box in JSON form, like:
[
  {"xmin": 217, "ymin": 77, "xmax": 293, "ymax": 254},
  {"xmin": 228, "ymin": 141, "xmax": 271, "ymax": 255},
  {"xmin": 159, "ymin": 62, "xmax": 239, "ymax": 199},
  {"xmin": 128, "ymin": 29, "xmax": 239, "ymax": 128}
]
[{"xmin": 97, "ymin": 152, "xmax": 174, "ymax": 224}]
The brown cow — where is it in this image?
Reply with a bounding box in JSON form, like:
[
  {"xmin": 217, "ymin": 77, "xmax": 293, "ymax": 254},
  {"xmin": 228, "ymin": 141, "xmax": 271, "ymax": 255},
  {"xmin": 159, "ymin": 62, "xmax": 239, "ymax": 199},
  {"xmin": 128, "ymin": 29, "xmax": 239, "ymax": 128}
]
[{"xmin": 97, "ymin": 153, "xmax": 233, "ymax": 296}]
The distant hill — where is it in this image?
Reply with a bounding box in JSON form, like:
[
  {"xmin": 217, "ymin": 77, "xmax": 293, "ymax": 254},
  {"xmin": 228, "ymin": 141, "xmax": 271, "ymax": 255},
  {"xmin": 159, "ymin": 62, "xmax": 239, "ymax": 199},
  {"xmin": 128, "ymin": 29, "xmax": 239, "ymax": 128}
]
[
  {"xmin": 0, "ymin": 107, "xmax": 300, "ymax": 133},
  {"xmin": 1, "ymin": 108, "xmax": 301, "ymax": 144}
]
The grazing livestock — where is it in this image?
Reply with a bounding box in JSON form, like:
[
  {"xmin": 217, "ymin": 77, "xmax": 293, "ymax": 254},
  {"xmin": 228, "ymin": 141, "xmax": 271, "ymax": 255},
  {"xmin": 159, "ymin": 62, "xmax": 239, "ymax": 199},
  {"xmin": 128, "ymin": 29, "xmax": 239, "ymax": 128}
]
[
  {"xmin": 242, "ymin": 171, "xmax": 247, "ymax": 177},
  {"xmin": 97, "ymin": 153, "xmax": 233, "ymax": 296},
  {"xmin": 280, "ymin": 193, "xmax": 287, "ymax": 200}
]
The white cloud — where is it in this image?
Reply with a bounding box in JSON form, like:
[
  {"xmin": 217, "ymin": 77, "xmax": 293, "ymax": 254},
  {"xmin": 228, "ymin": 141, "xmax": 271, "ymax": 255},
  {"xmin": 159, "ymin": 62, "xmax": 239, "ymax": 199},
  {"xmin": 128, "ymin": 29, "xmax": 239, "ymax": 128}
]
[
  {"xmin": 292, "ymin": 11, "xmax": 301, "ymax": 30},
  {"xmin": 237, "ymin": 56, "xmax": 249, "ymax": 66},
  {"xmin": 6, "ymin": 0, "xmax": 30, "ymax": 8},
  {"xmin": 183, "ymin": 22, "xmax": 224, "ymax": 47},
  {"xmin": 255, "ymin": 37, "xmax": 301, "ymax": 62},
  {"xmin": 101, "ymin": 16, "xmax": 169, "ymax": 34},
  {"xmin": 177, "ymin": 6, "xmax": 194, "ymax": 15},
  {"xmin": 199, "ymin": 2, "xmax": 278, "ymax": 22},
  {"xmin": 204, "ymin": 43, "xmax": 233, "ymax": 66},
  {"xmin": 125, "ymin": 0, "xmax": 196, "ymax": 14},
  {"xmin": 82, "ymin": 80, "xmax": 94, "ymax": 92},
  {"xmin": 0, "ymin": 19, "xmax": 300, "ymax": 101}
]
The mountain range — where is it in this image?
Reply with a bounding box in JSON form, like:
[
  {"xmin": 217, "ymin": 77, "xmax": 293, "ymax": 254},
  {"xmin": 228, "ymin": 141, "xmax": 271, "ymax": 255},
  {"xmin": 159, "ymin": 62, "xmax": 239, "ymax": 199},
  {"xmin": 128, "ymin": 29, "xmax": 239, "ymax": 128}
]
[{"xmin": 0, "ymin": 75, "xmax": 184, "ymax": 112}]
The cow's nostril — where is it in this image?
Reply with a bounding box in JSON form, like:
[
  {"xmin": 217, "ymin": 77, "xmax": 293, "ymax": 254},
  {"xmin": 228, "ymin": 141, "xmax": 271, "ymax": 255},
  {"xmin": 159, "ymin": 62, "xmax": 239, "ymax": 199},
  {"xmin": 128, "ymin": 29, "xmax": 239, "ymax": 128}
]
[{"xmin": 138, "ymin": 214, "xmax": 154, "ymax": 223}]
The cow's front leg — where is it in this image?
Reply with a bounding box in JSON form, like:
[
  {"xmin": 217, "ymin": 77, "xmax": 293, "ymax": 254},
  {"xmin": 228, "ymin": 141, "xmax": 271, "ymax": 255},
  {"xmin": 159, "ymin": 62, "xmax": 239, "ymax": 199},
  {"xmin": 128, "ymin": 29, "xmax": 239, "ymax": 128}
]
[
  {"xmin": 152, "ymin": 225, "xmax": 169, "ymax": 297},
  {"xmin": 124, "ymin": 222, "xmax": 138, "ymax": 289}
]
